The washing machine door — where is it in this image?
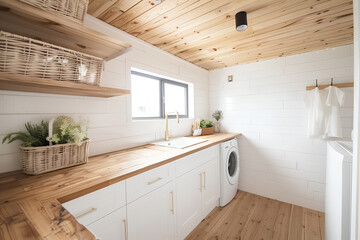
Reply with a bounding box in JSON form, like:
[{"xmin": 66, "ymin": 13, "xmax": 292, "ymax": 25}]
[{"xmin": 226, "ymin": 147, "xmax": 239, "ymax": 185}]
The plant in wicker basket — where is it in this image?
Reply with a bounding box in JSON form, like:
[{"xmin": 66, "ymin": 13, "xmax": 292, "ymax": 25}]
[
  {"xmin": 2, "ymin": 121, "xmax": 49, "ymax": 147},
  {"xmin": 2, "ymin": 116, "xmax": 90, "ymax": 175},
  {"xmin": 200, "ymin": 119, "xmax": 214, "ymax": 128},
  {"xmin": 200, "ymin": 119, "xmax": 214, "ymax": 135},
  {"xmin": 52, "ymin": 115, "xmax": 88, "ymax": 145}
]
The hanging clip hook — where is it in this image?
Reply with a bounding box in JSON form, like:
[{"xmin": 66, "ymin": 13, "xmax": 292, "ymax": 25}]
[{"xmin": 331, "ymin": 78, "xmax": 333, "ymax": 86}]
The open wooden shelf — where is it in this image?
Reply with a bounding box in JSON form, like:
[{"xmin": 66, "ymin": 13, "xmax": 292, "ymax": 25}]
[
  {"xmin": 0, "ymin": 73, "xmax": 130, "ymax": 98},
  {"xmin": 0, "ymin": 0, "xmax": 131, "ymax": 61},
  {"xmin": 306, "ymin": 82, "xmax": 354, "ymax": 90}
]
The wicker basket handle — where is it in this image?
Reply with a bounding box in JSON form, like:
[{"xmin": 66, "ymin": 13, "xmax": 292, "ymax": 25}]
[{"xmin": 46, "ymin": 118, "xmax": 55, "ymax": 146}]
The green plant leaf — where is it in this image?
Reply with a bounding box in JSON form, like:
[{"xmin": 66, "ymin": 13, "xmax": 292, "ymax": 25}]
[
  {"xmin": 2, "ymin": 121, "xmax": 49, "ymax": 147},
  {"xmin": 52, "ymin": 116, "xmax": 88, "ymax": 144},
  {"xmin": 212, "ymin": 110, "xmax": 223, "ymax": 122},
  {"xmin": 200, "ymin": 119, "xmax": 214, "ymax": 128}
]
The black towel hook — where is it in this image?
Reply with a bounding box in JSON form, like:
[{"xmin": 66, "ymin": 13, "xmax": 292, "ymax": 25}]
[
  {"xmin": 316, "ymin": 79, "xmax": 318, "ymax": 87},
  {"xmin": 331, "ymin": 78, "xmax": 333, "ymax": 86}
]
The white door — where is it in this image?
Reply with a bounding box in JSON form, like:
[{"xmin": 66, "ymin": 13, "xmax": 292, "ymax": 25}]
[
  {"xmin": 87, "ymin": 206, "xmax": 127, "ymax": 240},
  {"xmin": 176, "ymin": 167, "xmax": 203, "ymax": 240},
  {"xmin": 127, "ymin": 181, "xmax": 175, "ymax": 240},
  {"xmin": 201, "ymin": 158, "xmax": 220, "ymax": 218}
]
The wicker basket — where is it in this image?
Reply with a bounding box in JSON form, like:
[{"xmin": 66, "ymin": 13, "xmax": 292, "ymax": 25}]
[
  {"xmin": 20, "ymin": 139, "xmax": 90, "ymax": 175},
  {"xmin": 201, "ymin": 126, "xmax": 214, "ymax": 135},
  {"xmin": 19, "ymin": 0, "xmax": 89, "ymax": 23},
  {"xmin": 0, "ymin": 31, "xmax": 103, "ymax": 85}
]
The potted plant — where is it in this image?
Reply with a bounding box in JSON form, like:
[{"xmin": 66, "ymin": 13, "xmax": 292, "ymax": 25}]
[
  {"xmin": 212, "ymin": 110, "xmax": 223, "ymax": 132},
  {"xmin": 2, "ymin": 115, "xmax": 89, "ymax": 175},
  {"xmin": 200, "ymin": 119, "xmax": 214, "ymax": 135}
]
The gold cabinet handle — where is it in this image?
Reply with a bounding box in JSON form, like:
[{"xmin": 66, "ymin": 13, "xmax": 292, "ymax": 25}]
[
  {"xmin": 75, "ymin": 207, "xmax": 97, "ymax": 219},
  {"xmin": 123, "ymin": 219, "xmax": 127, "ymax": 240},
  {"xmin": 147, "ymin": 177, "xmax": 162, "ymax": 185},
  {"xmin": 200, "ymin": 173, "xmax": 203, "ymax": 192},
  {"xmin": 170, "ymin": 191, "xmax": 174, "ymax": 214},
  {"xmin": 203, "ymin": 171, "xmax": 206, "ymax": 190}
]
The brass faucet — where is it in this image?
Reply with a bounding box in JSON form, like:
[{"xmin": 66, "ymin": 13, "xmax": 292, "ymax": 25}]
[{"xmin": 165, "ymin": 112, "xmax": 180, "ymax": 141}]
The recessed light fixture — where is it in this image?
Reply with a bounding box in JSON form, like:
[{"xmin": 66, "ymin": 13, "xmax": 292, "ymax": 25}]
[{"xmin": 235, "ymin": 11, "xmax": 248, "ymax": 31}]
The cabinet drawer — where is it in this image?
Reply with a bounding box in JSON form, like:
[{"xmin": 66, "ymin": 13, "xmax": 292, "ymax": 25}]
[
  {"xmin": 176, "ymin": 145, "xmax": 219, "ymax": 177},
  {"xmin": 62, "ymin": 181, "xmax": 126, "ymax": 226},
  {"xmin": 87, "ymin": 206, "xmax": 127, "ymax": 240},
  {"xmin": 126, "ymin": 162, "xmax": 175, "ymax": 203}
]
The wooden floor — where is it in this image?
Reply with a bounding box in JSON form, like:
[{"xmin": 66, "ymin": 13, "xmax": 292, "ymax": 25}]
[{"xmin": 186, "ymin": 191, "xmax": 325, "ymax": 240}]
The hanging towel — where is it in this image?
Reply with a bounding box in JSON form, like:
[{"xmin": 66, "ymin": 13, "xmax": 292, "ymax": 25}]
[
  {"xmin": 323, "ymin": 86, "xmax": 345, "ymax": 138},
  {"xmin": 303, "ymin": 87, "xmax": 327, "ymax": 138}
]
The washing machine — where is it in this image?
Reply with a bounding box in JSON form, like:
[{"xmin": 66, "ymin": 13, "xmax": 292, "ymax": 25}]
[{"xmin": 220, "ymin": 138, "xmax": 240, "ymax": 207}]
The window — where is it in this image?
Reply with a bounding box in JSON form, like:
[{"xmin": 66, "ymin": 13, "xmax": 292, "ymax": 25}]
[{"xmin": 131, "ymin": 70, "xmax": 189, "ymax": 119}]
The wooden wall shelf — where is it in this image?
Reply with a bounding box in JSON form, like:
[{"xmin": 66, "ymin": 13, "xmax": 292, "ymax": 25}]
[
  {"xmin": 306, "ymin": 82, "xmax": 354, "ymax": 90},
  {"xmin": 0, "ymin": 73, "xmax": 130, "ymax": 98},
  {"xmin": 0, "ymin": 0, "xmax": 131, "ymax": 61}
]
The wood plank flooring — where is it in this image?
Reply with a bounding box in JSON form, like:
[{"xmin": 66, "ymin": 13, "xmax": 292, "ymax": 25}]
[{"xmin": 186, "ymin": 191, "xmax": 325, "ymax": 240}]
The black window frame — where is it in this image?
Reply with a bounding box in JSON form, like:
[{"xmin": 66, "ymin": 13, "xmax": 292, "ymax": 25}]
[{"xmin": 131, "ymin": 71, "xmax": 189, "ymax": 120}]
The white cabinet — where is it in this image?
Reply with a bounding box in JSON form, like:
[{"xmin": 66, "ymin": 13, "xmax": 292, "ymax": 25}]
[
  {"xmin": 201, "ymin": 158, "xmax": 220, "ymax": 217},
  {"xmin": 176, "ymin": 166, "xmax": 203, "ymax": 240},
  {"xmin": 87, "ymin": 206, "xmax": 127, "ymax": 240},
  {"xmin": 127, "ymin": 181, "xmax": 176, "ymax": 240},
  {"xmin": 126, "ymin": 162, "xmax": 175, "ymax": 203},
  {"xmin": 62, "ymin": 181, "xmax": 126, "ymax": 226},
  {"xmin": 176, "ymin": 158, "xmax": 220, "ymax": 240},
  {"xmin": 62, "ymin": 144, "xmax": 221, "ymax": 240}
]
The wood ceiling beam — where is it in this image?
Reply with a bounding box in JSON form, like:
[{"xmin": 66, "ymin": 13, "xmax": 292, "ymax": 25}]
[
  {"xmin": 153, "ymin": 0, "xmax": 311, "ymax": 50},
  {"xmin": 163, "ymin": 1, "xmax": 352, "ymax": 55},
  {"xmin": 199, "ymin": 35, "xmax": 353, "ymax": 69},
  {"xmin": 119, "ymin": 0, "xmax": 189, "ymax": 33},
  {"xmin": 88, "ymin": 0, "xmax": 354, "ymax": 70},
  {"xmin": 198, "ymin": 32, "xmax": 353, "ymax": 65},
  {"xmin": 180, "ymin": 12, "xmax": 353, "ymax": 62},
  {"xmin": 97, "ymin": 0, "xmax": 144, "ymax": 24}
]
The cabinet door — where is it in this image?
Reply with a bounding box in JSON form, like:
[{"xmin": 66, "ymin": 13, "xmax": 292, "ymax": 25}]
[
  {"xmin": 87, "ymin": 206, "xmax": 127, "ymax": 240},
  {"xmin": 201, "ymin": 158, "xmax": 220, "ymax": 218},
  {"xmin": 176, "ymin": 167, "xmax": 203, "ymax": 240},
  {"xmin": 127, "ymin": 181, "xmax": 175, "ymax": 240}
]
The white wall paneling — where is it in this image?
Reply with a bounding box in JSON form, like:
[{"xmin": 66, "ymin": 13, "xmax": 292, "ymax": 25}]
[
  {"xmin": 209, "ymin": 45, "xmax": 354, "ymax": 211},
  {"xmin": 0, "ymin": 15, "xmax": 209, "ymax": 173}
]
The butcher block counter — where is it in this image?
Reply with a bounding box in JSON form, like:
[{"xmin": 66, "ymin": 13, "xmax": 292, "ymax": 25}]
[{"xmin": 0, "ymin": 132, "xmax": 241, "ymax": 239}]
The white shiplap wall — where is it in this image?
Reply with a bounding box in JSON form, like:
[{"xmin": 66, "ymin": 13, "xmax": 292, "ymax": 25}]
[
  {"xmin": 209, "ymin": 45, "xmax": 354, "ymax": 211},
  {"xmin": 0, "ymin": 15, "xmax": 209, "ymax": 173}
]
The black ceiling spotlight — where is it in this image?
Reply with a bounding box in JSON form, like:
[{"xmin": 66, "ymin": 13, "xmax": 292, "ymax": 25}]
[{"xmin": 235, "ymin": 11, "xmax": 248, "ymax": 31}]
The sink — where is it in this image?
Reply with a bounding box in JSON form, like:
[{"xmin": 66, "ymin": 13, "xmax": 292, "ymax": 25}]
[{"xmin": 152, "ymin": 137, "xmax": 208, "ymax": 149}]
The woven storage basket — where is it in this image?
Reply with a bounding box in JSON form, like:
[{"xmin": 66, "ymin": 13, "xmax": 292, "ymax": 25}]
[
  {"xmin": 19, "ymin": 0, "xmax": 89, "ymax": 23},
  {"xmin": 20, "ymin": 139, "xmax": 90, "ymax": 175},
  {"xmin": 201, "ymin": 126, "xmax": 214, "ymax": 135},
  {"xmin": 0, "ymin": 31, "xmax": 103, "ymax": 85}
]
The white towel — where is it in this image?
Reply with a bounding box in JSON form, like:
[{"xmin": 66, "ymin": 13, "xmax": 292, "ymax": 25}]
[
  {"xmin": 303, "ymin": 87, "xmax": 327, "ymax": 138},
  {"xmin": 323, "ymin": 86, "xmax": 345, "ymax": 138}
]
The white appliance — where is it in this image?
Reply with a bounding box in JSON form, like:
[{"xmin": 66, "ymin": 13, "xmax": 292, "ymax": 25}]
[
  {"xmin": 326, "ymin": 141, "xmax": 353, "ymax": 240},
  {"xmin": 220, "ymin": 138, "xmax": 240, "ymax": 207}
]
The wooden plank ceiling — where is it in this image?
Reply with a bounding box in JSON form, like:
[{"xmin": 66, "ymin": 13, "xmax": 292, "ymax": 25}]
[{"xmin": 88, "ymin": 0, "xmax": 353, "ymax": 70}]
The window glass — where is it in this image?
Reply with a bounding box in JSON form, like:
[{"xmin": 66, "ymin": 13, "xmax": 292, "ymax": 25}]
[
  {"xmin": 131, "ymin": 70, "xmax": 189, "ymax": 119},
  {"xmin": 131, "ymin": 74, "xmax": 160, "ymax": 118},
  {"xmin": 164, "ymin": 82, "xmax": 187, "ymax": 115}
]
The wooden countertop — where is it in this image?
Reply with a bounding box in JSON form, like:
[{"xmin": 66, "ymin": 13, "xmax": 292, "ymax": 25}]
[{"xmin": 0, "ymin": 132, "xmax": 241, "ymax": 239}]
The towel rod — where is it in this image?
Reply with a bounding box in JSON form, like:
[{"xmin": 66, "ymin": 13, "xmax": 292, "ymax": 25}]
[{"xmin": 306, "ymin": 82, "xmax": 354, "ymax": 91}]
